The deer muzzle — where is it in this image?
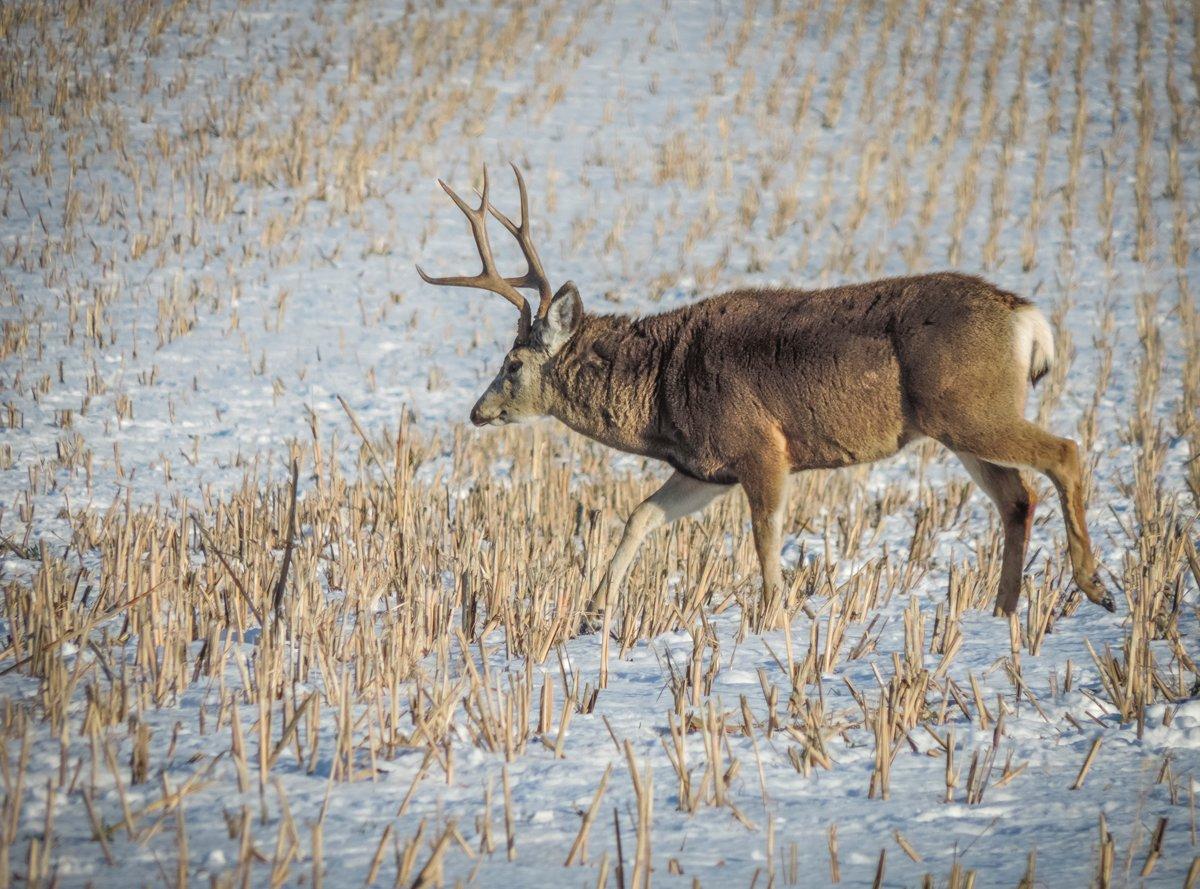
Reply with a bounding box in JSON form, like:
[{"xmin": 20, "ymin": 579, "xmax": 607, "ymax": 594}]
[{"xmin": 470, "ymin": 399, "xmax": 507, "ymax": 427}]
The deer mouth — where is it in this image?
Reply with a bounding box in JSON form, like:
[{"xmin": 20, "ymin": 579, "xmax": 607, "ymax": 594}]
[{"xmin": 470, "ymin": 406, "xmax": 509, "ymax": 427}]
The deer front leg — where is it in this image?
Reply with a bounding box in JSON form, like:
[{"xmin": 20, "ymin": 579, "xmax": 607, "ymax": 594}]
[
  {"xmin": 585, "ymin": 471, "xmax": 730, "ymax": 624},
  {"xmin": 738, "ymin": 442, "xmax": 791, "ymax": 631}
]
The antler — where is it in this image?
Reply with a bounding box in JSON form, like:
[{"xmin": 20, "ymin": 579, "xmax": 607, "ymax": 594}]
[
  {"xmin": 485, "ymin": 163, "xmax": 554, "ymax": 320},
  {"xmin": 416, "ymin": 167, "xmax": 532, "ymax": 340},
  {"xmin": 416, "ymin": 164, "xmax": 556, "ymax": 340}
]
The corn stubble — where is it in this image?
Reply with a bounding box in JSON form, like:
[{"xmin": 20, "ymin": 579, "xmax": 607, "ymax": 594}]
[
  {"xmin": 2, "ymin": 359, "xmax": 1197, "ymax": 883},
  {"xmin": 1, "ymin": 0, "xmax": 1199, "ymax": 884}
]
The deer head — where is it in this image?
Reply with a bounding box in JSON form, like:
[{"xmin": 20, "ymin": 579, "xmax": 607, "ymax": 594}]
[{"xmin": 417, "ymin": 165, "xmax": 582, "ymax": 427}]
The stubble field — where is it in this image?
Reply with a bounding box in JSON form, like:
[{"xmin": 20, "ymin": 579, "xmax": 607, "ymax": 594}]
[{"xmin": 1, "ymin": 0, "xmax": 1199, "ymax": 885}]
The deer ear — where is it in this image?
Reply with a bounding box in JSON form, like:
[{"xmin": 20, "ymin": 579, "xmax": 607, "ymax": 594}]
[{"xmin": 541, "ymin": 281, "xmax": 582, "ymax": 351}]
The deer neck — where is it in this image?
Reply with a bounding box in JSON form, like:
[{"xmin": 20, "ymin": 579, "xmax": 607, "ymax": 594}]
[{"xmin": 543, "ymin": 313, "xmax": 669, "ymax": 457}]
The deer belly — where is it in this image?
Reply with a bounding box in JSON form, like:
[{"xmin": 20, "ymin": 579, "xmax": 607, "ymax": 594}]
[
  {"xmin": 663, "ymin": 453, "xmax": 738, "ymax": 486},
  {"xmin": 783, "ymin": 427, "xmax": 905, "ymax": 470}
]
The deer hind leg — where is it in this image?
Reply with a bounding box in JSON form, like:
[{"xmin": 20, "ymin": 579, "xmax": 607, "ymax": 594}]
[
  {"xmin": 943, "ymin": 421, "xmax": 1113, "ymax": 613},
  {"xmin": 955, "ymin": 454, "xmax": 1037, "ymax": 617},
  {"xmin": 585, "ymin": 471, "xmax": 730, "ymax": 622}
]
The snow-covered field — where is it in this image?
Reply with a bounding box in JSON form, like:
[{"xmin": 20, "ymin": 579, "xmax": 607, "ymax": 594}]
[{"xmin": 1, "ymin": 0, "xmax": 1198, "ymax": 885}]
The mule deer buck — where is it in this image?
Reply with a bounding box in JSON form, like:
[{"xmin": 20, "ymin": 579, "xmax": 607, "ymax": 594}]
[{"xmin": 417, "ymin": 166, "xmax": 1114, "ymax": 629}]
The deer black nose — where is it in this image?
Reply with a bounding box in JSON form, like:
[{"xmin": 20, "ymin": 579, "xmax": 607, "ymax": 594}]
[{"xmin": 470, "ymin": 404, "xmax": 486, "ymax": 426}]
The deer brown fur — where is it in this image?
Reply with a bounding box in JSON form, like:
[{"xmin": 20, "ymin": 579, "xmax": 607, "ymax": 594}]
[{"xmin": 419, "ymin": 167, "xmax": 1114, "ymax": 629}]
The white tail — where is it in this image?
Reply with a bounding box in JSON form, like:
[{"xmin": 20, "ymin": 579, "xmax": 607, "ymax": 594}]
[{"xmin": 1014, "ymin": 305, "xmax": 1055, "ymax": 385}]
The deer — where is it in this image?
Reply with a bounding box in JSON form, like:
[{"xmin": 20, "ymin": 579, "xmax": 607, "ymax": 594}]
[{"xmin": 416, "ymin": 165, "xmax": 1114, "ymax": 630}]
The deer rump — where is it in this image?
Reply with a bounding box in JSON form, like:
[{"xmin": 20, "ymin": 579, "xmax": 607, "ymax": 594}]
[{"xmin": 640, "ymin": 272, "xmax": 1048, "ymax": 486}]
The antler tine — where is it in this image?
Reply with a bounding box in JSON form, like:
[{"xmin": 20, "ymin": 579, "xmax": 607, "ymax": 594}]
[
  {"xmin": 485, "ymin": 163, "xmax": 555, "ymax": 317},
  {"xmin": 415, "ymin": 166, "xmax": 532, "ymax": 340}
]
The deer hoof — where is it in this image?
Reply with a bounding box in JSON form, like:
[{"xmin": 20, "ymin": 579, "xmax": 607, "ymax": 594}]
[
  {"xmin": 1084, "ymin": 573, "xmax": 1115, "ymax": 612},
  {"xmin": 576, "ymin": 611, "xmax": 604, "ymax": 635}
]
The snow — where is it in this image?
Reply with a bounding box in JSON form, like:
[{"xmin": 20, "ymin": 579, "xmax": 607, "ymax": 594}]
[{"xmin": 1, "ymin": 0, "xmax": 1198, "ymax": 885}]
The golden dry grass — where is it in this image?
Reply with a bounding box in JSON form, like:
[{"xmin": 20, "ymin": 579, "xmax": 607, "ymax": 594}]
[{"xmin": 0, "ymin": 0, "xmax": 1198, "ymax": 884}]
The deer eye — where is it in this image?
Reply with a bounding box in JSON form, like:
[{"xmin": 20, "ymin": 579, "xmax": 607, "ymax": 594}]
[{"xmin": 505, "ymin": 360, "xmax": 522, "ymax": 375}]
